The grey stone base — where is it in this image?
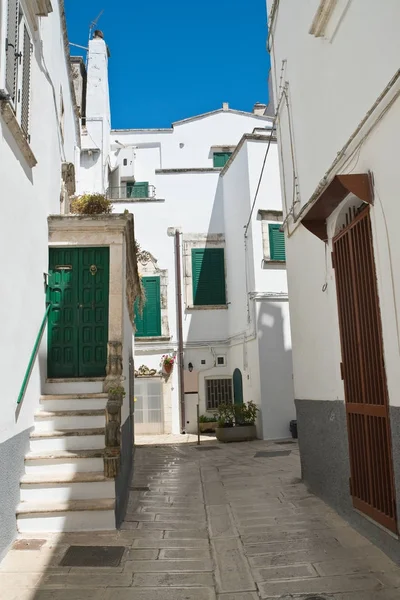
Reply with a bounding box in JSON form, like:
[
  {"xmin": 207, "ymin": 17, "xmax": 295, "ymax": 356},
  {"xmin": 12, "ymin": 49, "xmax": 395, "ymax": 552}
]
[
  {"xmin": 215, "ymin": 425, "xmax": 257, "ymax": 443},
  {"xmin": 296, "ymin": 399, "xmax": 400, "ymax": 562},
  {"xmin": 114, "ymin": 415, "xmax": 133, "ymax": 528},
  {"xmin": 0, "ymin": 428, "xmax": 31, "ymax": 560}
]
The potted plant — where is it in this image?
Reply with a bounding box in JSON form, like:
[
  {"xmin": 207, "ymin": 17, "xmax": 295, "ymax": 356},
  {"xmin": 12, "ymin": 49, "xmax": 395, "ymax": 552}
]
[
  {"xmin": 198, "ymin": 414, "xmax": 218, "ymax": 433},
  {"xmin": 70, "ymin": 193, "xmax": 113, "ymax": 214},
  {"xmin": 160, "ymin": 354, "xmax": 175, "ymax": 376},
  {"xmin": 215, "ymin": 401, "xmax": 258, "ymax": 442}
]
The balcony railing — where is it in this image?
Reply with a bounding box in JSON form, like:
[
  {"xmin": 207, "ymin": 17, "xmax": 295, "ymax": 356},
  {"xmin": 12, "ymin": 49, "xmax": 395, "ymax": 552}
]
[{"xmin": 106, "ymin": 185, "xmax": 156, "ymax": 201}]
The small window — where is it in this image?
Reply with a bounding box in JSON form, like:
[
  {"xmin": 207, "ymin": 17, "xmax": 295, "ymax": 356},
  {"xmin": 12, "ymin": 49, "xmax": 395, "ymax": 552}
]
[
  {"xmin": 127, "ymin": 181, "xmax": 149, "ymax": 199},
  {"xmin": 268, "ymin": 224, "xmax": 286, "ymax": 261},
  {"xmin": 123, "ymin": 158, "xmax": 128, "ymax": 166},
  {"xmin": 213, "ymin": 152, "xmax": 232, "ymax": 168},
  {"xmin": 134, "ymin": 276, "xmax": 161, "ymax": 337},
  {"xmin": 191, "ymin": 248, "xmax": 226, "ymax": 306},
  {"xmin": 217, "ymin": 356, "xmax": 225, "ymax": 366},
  {"xmin": 206, "ymin": 379, "xmax": 233, "ymax": 410}
]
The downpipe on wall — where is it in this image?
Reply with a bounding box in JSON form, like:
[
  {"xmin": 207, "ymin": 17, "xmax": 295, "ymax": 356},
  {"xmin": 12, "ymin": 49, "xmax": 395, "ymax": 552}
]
[{"xmin": 174, "ymin": 230, "xmax": 186, "ymax": 433}]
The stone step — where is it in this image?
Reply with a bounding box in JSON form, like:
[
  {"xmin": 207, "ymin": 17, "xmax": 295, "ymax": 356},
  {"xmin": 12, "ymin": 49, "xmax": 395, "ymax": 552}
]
[
  {"xmin": 30, "ymin": 428, "xmax": 105, "ymax": 452},
  {"xmin": 34, "ymin": 409, "xmax": 105, "ymax": 431},
  {"xmin": 20, "ymin": 471, "xmax": 114, "ymax": 502},
  {"xmin": 25, "ymin": 449, "xmax": 104, "ymax": 474},
  {"xmin": 16, "ymin": 499, "xmax": 115, "ymax": 532},
  {"xmin": 43, "ymin": 379, "xmax": 104, "ymax": 395},
  {"xmin": 40, "ymin": 393, "xmax": 108, "ymax": 411}
]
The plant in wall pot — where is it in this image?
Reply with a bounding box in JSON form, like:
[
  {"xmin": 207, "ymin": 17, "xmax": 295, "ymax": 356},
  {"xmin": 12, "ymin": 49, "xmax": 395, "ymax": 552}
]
[
  {"xmin": 160, "ymin": 354, "xmax": 175, "ymax": 376},
  {"xmin": 215, "ymin": 401, "xmax": 258, "ymax": 443}
]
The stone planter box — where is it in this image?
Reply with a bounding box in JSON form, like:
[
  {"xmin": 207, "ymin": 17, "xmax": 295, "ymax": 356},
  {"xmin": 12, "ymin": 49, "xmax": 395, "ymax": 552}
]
[
  {"xmin": 199, "ymin": 422, "xmax": 218, "ymax": 434},
  {"xmin": 216, "ymin": 425, "xmax": 257, "ymax": 443}
]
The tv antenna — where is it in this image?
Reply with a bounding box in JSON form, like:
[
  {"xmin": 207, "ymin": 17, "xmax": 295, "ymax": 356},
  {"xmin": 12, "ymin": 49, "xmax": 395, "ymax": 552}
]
[
  {"xmin": 89, "ymin": 10, "xmax": 104, "ymax": 43},
  {"xmin": 69, "ymin": 10, "xmax": 104, "ymax": 67}
]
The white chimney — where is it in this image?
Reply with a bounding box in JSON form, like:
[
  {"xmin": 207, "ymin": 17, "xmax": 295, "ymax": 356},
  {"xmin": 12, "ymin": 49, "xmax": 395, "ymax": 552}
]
[
  {"xmin": 253, "ymin": 102, "xmax": 268, "ymax": 116},
  {"xmin": 222, "ymin": 102, "xmax": 229, "ymax": 111},
  {"xmin": 79, "ymin": 31, "xmax": 111, "ymax": 195}
]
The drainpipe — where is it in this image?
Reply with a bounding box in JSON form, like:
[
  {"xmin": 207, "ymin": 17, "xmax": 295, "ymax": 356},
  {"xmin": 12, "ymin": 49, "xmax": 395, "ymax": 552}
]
[{"xmin": 174, "ymin": 230, "xmax": 186, "ymax": 433}]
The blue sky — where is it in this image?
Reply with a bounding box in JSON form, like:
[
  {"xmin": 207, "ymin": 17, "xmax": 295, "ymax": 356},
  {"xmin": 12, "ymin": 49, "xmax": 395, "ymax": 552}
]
[{"xmin": 65, "ymin": 0, "xmax": 270, "ymax": 129}]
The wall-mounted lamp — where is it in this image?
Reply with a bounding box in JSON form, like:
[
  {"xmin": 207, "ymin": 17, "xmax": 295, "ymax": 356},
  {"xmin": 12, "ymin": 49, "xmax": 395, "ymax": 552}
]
[{"xmin": 188, "ymin": 362, "xmax": 193, "ymax": 372}]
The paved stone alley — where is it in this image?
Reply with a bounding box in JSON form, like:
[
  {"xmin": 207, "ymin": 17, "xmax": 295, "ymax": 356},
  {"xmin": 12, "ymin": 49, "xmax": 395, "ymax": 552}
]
[{"xmin": 2, "ymin": 439, "xmax": 400, "ymax": 599}]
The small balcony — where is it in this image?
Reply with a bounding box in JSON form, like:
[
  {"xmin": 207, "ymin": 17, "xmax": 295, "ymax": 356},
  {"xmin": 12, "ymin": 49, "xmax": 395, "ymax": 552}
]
[{"xmin": 106, "ymin": 183, "xmax": 156, "ymax": 201}]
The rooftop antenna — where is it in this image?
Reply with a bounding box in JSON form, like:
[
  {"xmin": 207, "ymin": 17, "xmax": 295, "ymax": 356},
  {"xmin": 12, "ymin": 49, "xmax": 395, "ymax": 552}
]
[
  {"xmin": 69, "ymin": 10, "xmax": 104, "ymax": 65},
  {"xmin": 86, "ymin": 10, "xmax": 104, "ymax": 67}
]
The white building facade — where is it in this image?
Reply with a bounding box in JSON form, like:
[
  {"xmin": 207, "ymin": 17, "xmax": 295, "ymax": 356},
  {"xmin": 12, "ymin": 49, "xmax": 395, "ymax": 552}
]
[
  {"xmin": 267, "ymin": 0, "xmax": 400, "ymax": 558},
  {"xmin": 0, "ymin": 0, "xmax": 79, "ymax": 556},
  {"xmin": 0, "ymin": 12, "xmax": 139, "ymax": 552},
  {"xmin": 108, "ymin": 107, "xmax": 295, "ymax": 439}
]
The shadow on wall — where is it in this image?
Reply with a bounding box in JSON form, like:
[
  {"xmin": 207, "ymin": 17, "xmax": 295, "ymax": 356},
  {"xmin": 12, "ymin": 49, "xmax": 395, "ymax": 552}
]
[{"xmin": 256, "ymin": 298, "xmax": 295, "ymax": 440}]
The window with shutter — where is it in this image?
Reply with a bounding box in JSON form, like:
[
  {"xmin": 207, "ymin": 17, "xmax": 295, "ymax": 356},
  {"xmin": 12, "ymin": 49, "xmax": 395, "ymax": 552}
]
[
  {"xmin": 134, "ymin": 276, "xmax": 161, "ymax": 337},
  {"xmin": 20, "ymin": 23, "xmax": 31, "ymax": 138},
  {"xmin": 213, "ymin": 152, "xmax": 232, "ymax": 168},
  {"xmin": 5, "ymin": 0, "xmax": 20, "ymax": 103},
  {"xmin": 192, "ymin": 248, "xmax": 226, "ymax": 306},
  {"xmin": 268, "ymin": 223, "xmax": 286, "ymax": 261}
]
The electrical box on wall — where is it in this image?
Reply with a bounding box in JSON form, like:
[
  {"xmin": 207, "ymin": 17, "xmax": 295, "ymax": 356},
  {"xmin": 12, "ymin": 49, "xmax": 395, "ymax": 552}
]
[
  {"xmin": 217, "ymin": 356, "xmax": 226, "ymax": 366},
  {"xmin": 119, "ymin": 148, "xmax": 135, "ymax": 178}
]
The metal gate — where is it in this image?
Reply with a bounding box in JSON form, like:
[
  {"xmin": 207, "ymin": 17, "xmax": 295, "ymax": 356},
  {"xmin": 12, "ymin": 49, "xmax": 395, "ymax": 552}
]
[{"xmin": 333, "ymin": 205, "xmax": 397, "ymax": 533}]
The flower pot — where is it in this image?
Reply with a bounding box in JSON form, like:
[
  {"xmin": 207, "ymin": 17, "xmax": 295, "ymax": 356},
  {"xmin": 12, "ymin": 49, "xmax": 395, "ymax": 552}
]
[
  {"xmin": 163, "ymin": 362, "xmax": 173, "ymax": 375},
  {"xmin": 199, "ymin": 422, "xmax": 218, "ymax": 433},
  {"xmin": 215, "ymin": 425, "xmax": 257, "ymax": 443}
]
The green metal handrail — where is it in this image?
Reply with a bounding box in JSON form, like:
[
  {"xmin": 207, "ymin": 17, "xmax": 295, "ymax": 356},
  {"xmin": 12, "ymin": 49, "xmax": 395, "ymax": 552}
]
[{"xmin": 17, "ymin": 303, "xmax": 51, "ymax": 405}]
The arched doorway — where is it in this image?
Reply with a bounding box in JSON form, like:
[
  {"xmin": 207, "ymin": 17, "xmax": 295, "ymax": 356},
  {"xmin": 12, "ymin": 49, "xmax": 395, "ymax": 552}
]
[{"xmin": 233, "ymin": 368, "xmax": 243, "ymax": 405}]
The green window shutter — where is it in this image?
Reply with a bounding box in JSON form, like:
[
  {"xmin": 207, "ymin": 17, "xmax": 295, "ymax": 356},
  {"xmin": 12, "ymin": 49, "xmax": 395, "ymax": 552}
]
[
  {"xmin": 213, "ymin": 152, "xmax": 232, "ymax": 168},
  {"xmin": 134, "ymin": 276, "xmax": 161, "ymax": 337},
  {"xmin": 269, "ymin": 224, "xmax": 286, "ymax": 261},
  {"xmin": 133, "ymin": 182, "xmax": 149, "ymax": 198},
  {"xmin": 192, "ymin": 248, "xmax": 226, "ymax": 306},
  {"xmin": 126, "ymin": 181, "xmax": 135, "ymax": 198}
]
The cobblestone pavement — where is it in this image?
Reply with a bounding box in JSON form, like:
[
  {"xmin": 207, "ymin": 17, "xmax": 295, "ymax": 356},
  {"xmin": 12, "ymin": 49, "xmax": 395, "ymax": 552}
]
[{"xmin": 2, "ymin": 439, "xmax": 400, "ymax": 599}]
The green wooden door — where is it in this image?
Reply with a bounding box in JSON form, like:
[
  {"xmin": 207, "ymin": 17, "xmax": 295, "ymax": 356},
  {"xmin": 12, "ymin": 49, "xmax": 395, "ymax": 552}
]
[
  {"xmin": 233, "ymin": 368, "xmax": 243, "ymax": 405},
  {"xmin": 48, "ymin": 247, "xmax": 109, "ymax": 378}
]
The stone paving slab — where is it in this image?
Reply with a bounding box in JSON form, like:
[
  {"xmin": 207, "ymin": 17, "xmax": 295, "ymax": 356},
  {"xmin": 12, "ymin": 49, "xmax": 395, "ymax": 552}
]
[
  {"xmin": 132, "ymin": 572, "xmax": 215, "ymax": 587},
  {"xmin": 212, "ymin": 537, "xmax": 256, "ymax": 593},
  {"xmin": 102, "ymin": 588, "xmax": 216, "ymax": 600},
  {"xmin": 257, "ymin": 573, "xmax": 384, "ymax": 598},
  {"xmin": 132, "ymin": 538, "xmax": 209, "ymax": 549},
  {"xmin": 2, "ymin": 439, "xmax": 400, "ymax": 600}
]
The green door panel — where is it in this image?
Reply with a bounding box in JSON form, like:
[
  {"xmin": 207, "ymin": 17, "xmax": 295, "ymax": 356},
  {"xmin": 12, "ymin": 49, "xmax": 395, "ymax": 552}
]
[
  {"xmin": 47, "ymin": 248, "xmax": 79, "ymax": 378},
  {"xmin": 48, "ymin": 247, "xmax": 109, "ymax": 378},
  {"xmin": 233, "ymin": 368, "xmax": 244, "ymax": 405},
  {"xmin": 78, "ymin": 248, "xmax": 109, "ymax": 377}
]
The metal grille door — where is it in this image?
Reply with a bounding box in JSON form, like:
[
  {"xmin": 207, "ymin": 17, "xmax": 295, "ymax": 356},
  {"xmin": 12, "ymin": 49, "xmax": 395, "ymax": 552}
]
[{"xmin": 333, "ymin": 206, "xmax": 397, "ymax": 532}]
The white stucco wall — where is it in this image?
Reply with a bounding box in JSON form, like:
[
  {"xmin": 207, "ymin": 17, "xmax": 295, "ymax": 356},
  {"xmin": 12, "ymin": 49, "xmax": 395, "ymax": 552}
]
[
  {"xmin": 78, "ymin": 36, "xmax": 110, "ymax": 195},
  {"xmin": 221, "ymin": 137, "xmax": 294, "ymax": 439},
  {"xmin": 268, "ymin": 0, "xmax": 400, "ymax": 409},
  {"xmin": 0, "ymin": 0, "xmax": 79, "ymax": 444},
  {"xmin": 110, "ymin": 111, "xmax": 277, "ymax": 434}
]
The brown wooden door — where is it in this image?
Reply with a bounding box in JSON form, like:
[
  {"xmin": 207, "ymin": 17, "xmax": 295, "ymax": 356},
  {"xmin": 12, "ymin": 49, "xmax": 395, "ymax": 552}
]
[{"xmin": 333, "ymin": 205, "xmax": 397, "ymax": 533}]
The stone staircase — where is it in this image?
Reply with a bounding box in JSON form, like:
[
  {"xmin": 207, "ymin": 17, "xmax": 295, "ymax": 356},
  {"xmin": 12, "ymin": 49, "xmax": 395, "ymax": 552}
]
[{"xmin": 16, "ymin": 390, "xmax": 116, "ymax": 533}]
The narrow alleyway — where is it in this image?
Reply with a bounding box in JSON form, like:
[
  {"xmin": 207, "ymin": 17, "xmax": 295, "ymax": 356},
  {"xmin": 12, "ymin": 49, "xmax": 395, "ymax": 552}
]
[{"xmin": 2, "ymin": 439, "xmax": 400, "ymax": 599}]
